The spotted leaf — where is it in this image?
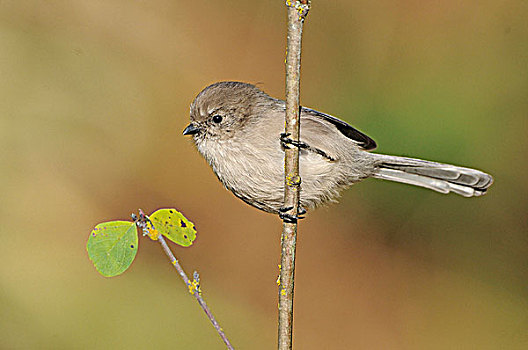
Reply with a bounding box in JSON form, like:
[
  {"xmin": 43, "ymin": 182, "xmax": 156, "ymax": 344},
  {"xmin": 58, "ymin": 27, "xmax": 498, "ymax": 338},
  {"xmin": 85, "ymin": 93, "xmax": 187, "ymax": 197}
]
[{"xmin": 149, "ymin": 209, "xmax": 196, "ymax": 247}]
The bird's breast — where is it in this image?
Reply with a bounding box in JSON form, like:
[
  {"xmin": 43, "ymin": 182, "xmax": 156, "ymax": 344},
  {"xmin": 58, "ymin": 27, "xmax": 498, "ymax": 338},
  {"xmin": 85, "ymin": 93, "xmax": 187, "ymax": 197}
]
[{"xmin": 196, "ymin": 136, "xmax": 284, "ymax": 204}]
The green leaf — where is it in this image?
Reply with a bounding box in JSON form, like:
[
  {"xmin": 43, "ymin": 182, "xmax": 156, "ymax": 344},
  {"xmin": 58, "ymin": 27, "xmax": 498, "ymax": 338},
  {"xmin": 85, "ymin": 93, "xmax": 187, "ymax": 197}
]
[
  {"xmin": 149, "ymin": 209, "xmax": 196, "ymax": 247},
  {"xmin": 87, "ymin": 221, "xmax": 138, "ymax": 277}
]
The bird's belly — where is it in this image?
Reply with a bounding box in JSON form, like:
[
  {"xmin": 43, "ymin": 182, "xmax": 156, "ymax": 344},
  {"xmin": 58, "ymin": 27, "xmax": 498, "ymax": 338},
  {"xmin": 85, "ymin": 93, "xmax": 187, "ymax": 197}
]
[
  {"xmin": 203, "ymin": 141, "xmax": 285, "ymax": 212},
  {"xmin": 201, "ymin": 139, "xmax": 353, "ymax": 213}
]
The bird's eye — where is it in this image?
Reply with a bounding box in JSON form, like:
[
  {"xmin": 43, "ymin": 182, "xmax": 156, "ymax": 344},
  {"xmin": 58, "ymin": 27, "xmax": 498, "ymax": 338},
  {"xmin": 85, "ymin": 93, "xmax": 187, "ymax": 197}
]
[{"xmin": 212, "ymin": 115, "xmax": 223, "ymax": 123}]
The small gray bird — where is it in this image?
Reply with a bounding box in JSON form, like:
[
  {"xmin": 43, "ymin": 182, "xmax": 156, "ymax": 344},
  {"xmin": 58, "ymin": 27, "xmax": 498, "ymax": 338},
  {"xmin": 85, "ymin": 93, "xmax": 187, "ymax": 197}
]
[{"xmin": 183, "ymin": 81, "xmax": 493, "ymax": 216}]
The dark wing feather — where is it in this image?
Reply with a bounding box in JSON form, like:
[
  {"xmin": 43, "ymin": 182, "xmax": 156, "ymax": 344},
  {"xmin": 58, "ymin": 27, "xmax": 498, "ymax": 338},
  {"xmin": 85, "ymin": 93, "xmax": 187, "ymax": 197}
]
[{"xmin": 302, "ymin": 107, "xmax": 377, "ymax": 150}]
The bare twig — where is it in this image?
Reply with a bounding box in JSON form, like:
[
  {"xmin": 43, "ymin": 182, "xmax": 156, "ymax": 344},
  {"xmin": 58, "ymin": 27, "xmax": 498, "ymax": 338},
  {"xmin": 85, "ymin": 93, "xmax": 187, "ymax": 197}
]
[
  {"xmin": 278, "ymin": 1, "xmax": 310, "ymax": 349},
  {"xmin": 157, "ymin": 235, "xmax": 234, "ymax": 349},
  {"xmin": 135, "ymin": 210, "xmax": 234, "ymax": 350}
]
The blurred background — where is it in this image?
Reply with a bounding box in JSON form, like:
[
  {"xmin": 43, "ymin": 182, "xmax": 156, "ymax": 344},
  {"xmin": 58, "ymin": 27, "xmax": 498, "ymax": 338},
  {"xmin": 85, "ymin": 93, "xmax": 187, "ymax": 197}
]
[{"xmin": 1, "ymin": 1, "xmax": 527, "ymax": 349}]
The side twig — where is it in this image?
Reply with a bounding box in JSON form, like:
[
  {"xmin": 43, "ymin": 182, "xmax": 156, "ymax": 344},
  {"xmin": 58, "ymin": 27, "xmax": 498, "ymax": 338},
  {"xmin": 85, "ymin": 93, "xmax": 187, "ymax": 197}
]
[
  {"xmin": 278, "ymin": 1, "xmax": 311, "ymax": 349},
  {"xmin": 135, "ymin": 210, "xmax": 234, "ymax": 350}
]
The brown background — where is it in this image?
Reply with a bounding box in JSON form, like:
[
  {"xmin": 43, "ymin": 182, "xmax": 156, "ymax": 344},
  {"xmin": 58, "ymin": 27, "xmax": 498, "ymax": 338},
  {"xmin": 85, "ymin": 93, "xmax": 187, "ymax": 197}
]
[{"xmin": 1, "ymin": 1, "xmax": 527, "ymax": 349}]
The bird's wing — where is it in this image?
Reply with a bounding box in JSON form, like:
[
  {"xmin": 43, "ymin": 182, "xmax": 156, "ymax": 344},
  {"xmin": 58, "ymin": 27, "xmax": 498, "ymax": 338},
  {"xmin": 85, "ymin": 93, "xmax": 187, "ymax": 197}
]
[{"xmin": 301, "ymin": 107, "xmax": 377, "ymax": 151}]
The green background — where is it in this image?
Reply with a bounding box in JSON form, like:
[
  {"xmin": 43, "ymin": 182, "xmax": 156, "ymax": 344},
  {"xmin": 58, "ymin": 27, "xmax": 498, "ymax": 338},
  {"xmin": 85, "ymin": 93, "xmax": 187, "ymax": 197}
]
[{"xmin": 1, "ymin": 1, "xmax": 527, "ymax": 349}]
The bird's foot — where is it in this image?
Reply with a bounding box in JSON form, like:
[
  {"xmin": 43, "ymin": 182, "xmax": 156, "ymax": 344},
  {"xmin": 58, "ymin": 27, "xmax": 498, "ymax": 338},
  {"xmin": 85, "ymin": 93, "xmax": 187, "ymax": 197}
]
[
  {"xmin": 297, "ymin": 206, "xmax": 307, "ymax": 216},
  {"xmin": 278, "ymin": 206, "xmax": 306, "ymax": 223},
  {"xmin": 280, "ymin": 133, "xmax": 309, "ymax": 150}
]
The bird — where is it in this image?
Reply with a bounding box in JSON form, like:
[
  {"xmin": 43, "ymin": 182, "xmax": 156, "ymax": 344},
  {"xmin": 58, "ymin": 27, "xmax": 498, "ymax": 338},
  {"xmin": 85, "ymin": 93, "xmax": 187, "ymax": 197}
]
[{"xmin": 183, "ymin": 81, "xmax": 493, "ymax": 219}]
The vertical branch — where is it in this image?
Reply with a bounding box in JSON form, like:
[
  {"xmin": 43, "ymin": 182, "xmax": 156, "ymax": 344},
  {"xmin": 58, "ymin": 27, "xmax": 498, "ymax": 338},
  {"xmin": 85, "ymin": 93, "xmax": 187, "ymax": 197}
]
[{"xmin": 278, "ymin": 1, "xmax": 310, "ymax": 350}]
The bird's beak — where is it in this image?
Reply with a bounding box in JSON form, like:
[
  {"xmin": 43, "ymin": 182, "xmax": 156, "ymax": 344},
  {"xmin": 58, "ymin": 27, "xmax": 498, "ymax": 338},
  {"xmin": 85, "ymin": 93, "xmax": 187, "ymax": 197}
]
[{"xmin": 183, "ymin": 123, "xmax": 200, "ymax": 135}]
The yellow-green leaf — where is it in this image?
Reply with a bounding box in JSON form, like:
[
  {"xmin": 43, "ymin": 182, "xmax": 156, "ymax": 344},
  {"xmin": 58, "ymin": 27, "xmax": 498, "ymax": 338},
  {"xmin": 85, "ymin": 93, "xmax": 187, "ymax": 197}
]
[
  {"xmin": 87, "ymin": 221, "xmax": 138, "ymax": 277},
  {"xmin": 149, "ymin": 209, "xmax": 196, "ymax": 247}
]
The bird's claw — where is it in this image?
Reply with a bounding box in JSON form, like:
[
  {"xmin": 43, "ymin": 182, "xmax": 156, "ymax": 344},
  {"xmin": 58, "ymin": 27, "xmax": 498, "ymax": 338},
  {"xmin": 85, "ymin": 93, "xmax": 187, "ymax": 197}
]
[
  {"xmin": 280, "ymin": 133, "xmax": 308, "ymax": 149},
  {"xmin": 278, "ymin": 206, "xmax": 306, "ymax": 223}
]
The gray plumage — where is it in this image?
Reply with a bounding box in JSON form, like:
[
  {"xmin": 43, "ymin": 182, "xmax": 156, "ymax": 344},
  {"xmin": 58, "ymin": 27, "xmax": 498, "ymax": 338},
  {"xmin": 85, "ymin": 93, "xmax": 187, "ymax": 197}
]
[{"xmin": 183, "ymin": 81, "xmax": 493, "ymax": 214}]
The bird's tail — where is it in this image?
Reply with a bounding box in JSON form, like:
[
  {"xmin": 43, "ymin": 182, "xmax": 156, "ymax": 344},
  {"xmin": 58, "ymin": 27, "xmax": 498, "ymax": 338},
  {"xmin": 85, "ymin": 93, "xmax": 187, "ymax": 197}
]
[{"xmin": 370, "ymin": 154, "xmax": 493, "ymax": 197}]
